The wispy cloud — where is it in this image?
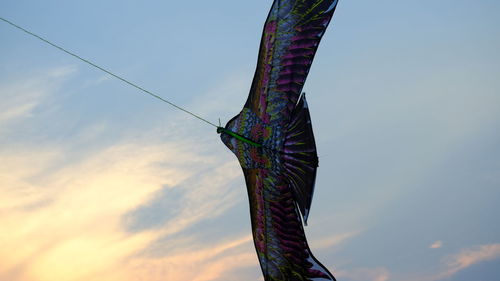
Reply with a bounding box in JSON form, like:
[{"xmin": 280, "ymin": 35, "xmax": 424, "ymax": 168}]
[
  {"xmin": 430, "ymin": 240, "xmax": 443, "ymax": 249},
  {"xmin": 336, "ymin": 267, "xmax": 390, "ymax": 281},
  {"xmin": 407, "ymin": 243, "xmax": 500, "ymax": 281},
  {"xmin": 0, "ymin": 142, "xmax": 174, "ymax": 279},
  {"xmin": 436, "ymin": 243, "xmax": 500, "ymax": 279},
  {"xmin": 312, "ymin": 230, "xmax": 361, "ymax": 250},
  {"xmin": 116, "ymin": 235, "xmax": 258, "ymax": 281},
  {"xmin": 0, "ymin": 66, "xmax": 76, "ymax": 124},
  {"xmin": 0, "ymin": 136, "xmax": 245, "ymax": 281}
]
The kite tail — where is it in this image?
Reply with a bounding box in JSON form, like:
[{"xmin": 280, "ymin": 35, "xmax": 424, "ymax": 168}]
[{"xmin": 283, "ymin": 93, "xmax": 318, "ymax": 224}]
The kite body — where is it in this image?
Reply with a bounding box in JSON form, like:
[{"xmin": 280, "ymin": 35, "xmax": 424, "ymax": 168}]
[{"xmin": 219, "ymin": 0, "xmax": 338, "ymax": 280}]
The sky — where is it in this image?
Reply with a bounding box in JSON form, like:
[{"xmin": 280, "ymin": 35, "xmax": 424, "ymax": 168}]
[{"xmin": 1, "ymin": 0, "xmax": 500, "ymax": 280}]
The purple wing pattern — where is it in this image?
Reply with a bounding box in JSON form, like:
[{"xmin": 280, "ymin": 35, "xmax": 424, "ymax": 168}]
[
  {"xmin": 219, "ymin": 0, "xmax": 339, "ymax": 280},
  {"xmin": 243, "ymin": 167, "xmax": 334, "ymax": 281},
  {"xmin": 245, "ymin": 0, "xmax": 338, "ymax": 125}
]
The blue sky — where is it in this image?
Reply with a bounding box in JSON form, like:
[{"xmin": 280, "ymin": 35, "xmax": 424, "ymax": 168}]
[{"xmin": 1, "ymin": 1, "xmax": 500, "ymax": 280}]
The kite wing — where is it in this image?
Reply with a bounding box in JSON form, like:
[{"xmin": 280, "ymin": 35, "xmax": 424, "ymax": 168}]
[
  {"xmin": 244, "ymin": 0, "xmax": 338, "ymax": 125},
  {"xmin": 242, "ymin": 166, "xmax": 335, "ymax": 281}
]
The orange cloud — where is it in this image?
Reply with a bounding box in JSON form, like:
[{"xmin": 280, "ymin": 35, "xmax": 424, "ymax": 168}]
[
  {"xmin": 439, "ymin": 244, "xmax": 500, "ymax": 278},
  {"xmin": 312, "ymin": 230, "xmax": 361, "ymax": 250},
  {"xmin": 409, "ymin": 243, "xmax": 500, "ymax": 281},
  {"xmin": 122, "ymin": 235, "xmax": 258, "ymax": 281},
  {"xmin": 0, "ymin": 143, "xmax": 182, "ymax": 280},
  {"xmin": 336, "ymin": 267, "xmax": 390, "ymax": 281},
  {"xmin": 430, "ymin": 240, "xmax": 443, "ymax": 249},
  {"xmin": 0, "ymin": 136, "xmax": 242, "ymax": 281}
]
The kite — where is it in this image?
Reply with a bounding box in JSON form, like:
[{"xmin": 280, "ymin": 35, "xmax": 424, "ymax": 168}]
[{"xmin": 217, "ymin": 0, "xmax": 339, "ymax": 280}]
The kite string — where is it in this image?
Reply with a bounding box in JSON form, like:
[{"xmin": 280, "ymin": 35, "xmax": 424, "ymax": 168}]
[{"xmin": 0, "ymin": 16, "xmax": 218, "ymax": 129}]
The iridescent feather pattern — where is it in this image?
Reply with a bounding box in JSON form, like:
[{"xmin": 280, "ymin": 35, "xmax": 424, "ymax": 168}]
[{"xmin": 218, "ymin": 0, "xmax": 338, "ymax": 280}]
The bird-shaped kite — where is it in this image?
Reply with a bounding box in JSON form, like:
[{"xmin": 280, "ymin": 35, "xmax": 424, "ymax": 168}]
[{"xmin": 217, "ymin": 0, "xmax": 339, "ymax": 280}]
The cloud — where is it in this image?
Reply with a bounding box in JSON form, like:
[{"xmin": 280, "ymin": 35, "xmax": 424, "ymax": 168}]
[
  {"xmin": 336, "ymin": 267, "xmax": 390, "ymax": 281},
  {"xmin": 0, "ymin": 142, "xmax": 175, "ymax": 279},
  {"xmin": 123, "ymin": 185, "xmax": 188, "ymax": 232},
  {"xmin": 114, "ymin": 234, "xmax": 258, "ymax": 281},
  {"xmin": 430, "ymin": 240, "xmax": 443, "ymax": 249},
  {"xmin": 0, "ymin": 135, "xmax": 246, "ymax": 281},
  {"xmin": 437, "ymin": 244, "xmax": 500, "ymax": 279},
  {"xmin": 312, "ymin": 230, "xmax": 361, "ymax": 250},
  {"xmin": 408, "ymin": 243, "xmax": 500, "ymax": 281},
  {"xmin": 0, "ymin": 66, "xmax": 76, "ymax": 124}
]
